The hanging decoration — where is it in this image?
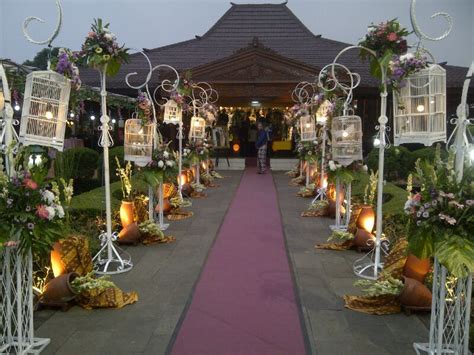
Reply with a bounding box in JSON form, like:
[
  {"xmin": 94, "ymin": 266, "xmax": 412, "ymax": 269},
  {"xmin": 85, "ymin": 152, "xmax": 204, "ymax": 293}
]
[
  {"xmin": 124, "ymin": 117, "xmax": 154, "ymax": 167},
  {"xmin": 331, "ymin": 115, "xmax": 363, "ymax": 167},
  {"xmin": 189, "ymin": 116, "xmax": 206, "ymax": 140},
  {"xmin": 393, "ymin": 62, "xmax": 447, "ymax": 146}
]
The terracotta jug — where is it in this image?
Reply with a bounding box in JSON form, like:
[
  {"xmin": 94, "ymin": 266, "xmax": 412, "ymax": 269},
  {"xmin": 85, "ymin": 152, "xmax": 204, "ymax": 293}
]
[
  {"xmin": 42, "ymin": 272, "xmax": 78, "ymax": 303},
  {"xmin": 155, "ymin": 198, "xmax": 172, "ymax": 215},
  {"xmin": 120, "ymin": 200, "xmax": 134, "ymax": 228},
  {"xmin": 403, "ymin": 254, "xmax": 431, "ymax": 283},
  {"xmin": 118, "ymin": 222, "xmax": 141, "ymax": 245},
  {"xmin": 353, "ymin": 228, "xmax": 375, "ymax": 249},
  {"xmin": 399, "ymin": 276, "xmax": 432, "ymax": 308}
]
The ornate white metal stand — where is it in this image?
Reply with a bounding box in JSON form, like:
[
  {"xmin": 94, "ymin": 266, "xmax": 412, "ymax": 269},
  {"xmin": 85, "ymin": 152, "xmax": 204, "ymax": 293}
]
[
  {"xmin": 312, "ymin": 122, "xmax": 328, "ymax": 203},
  {"xmin": 414, "ymin": 60, "xmax": 473, "ymax": 355},
  {"xmin": 93, "ymin": 66, "xmax": 133, "ymax": 275}
]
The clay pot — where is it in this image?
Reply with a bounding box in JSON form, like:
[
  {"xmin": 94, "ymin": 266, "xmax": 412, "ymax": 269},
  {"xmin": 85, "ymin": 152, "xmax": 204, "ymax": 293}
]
[
  {"xmin": 120, "ymin": 200, "xmax": 135, "ymax": 228},
  {"xmin": 327, "ymin": 186, "xmax": 345, "ymax": 218},
  {"xmin": 403, "ymin": 254, "xmax": 431, "ymax": 283},
  {"xmin": 353, "ymin": 228, "xmax": 375, "ymax": 249},
  {"xmin": 356, "ymin": 205, "xmax": 375, "ymax": 233},
  {"xmin": 181, "ymin": 183, "xmax": 192, "ymax": 197},
  {"xmin": 399, "ymin": 276, "xmax": 432, "ymax": 308},
  {"xmin": 42, "ymin": 272, "xmax": 78, "ymax": 303},
  {"xmin": 155, "ymin": 198, "xmax": 172, "ymax": 215},
  {"xmin": 118, "ymin": 222, "xmax": 141, "ymax": 245}
]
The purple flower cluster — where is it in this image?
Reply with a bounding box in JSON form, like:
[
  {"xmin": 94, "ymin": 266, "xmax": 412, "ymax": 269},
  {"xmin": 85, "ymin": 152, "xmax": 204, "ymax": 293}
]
[
  {"xmin": 387, "ymin": 53, "xmax": 428, "ymax": 91},
  {"xmin": 54, "ymin": 49, "xmax": 81, "ymax": 90}
]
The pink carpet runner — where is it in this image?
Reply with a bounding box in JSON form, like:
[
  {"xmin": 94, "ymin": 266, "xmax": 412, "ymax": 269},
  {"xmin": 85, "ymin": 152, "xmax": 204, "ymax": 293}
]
[{"xmin": 172, "ymin": 168, "xmax": 306, "ymax": 355}]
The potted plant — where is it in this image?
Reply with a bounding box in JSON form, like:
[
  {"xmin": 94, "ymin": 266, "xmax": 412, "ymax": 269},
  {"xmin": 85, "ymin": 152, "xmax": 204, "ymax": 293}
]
[{"xmin": 70, "ymin": 272, "xmax": 116, "ymax": 299}]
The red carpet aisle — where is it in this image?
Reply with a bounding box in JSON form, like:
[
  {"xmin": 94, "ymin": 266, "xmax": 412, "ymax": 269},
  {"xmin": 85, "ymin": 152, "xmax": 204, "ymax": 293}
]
[{"xmin": 172, "ymin": 168, "xmax": 306, "ymax": 355}]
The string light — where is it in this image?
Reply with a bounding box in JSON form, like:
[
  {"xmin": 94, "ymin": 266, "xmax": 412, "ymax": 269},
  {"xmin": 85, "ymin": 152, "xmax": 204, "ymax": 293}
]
[
  {"xmin": 373, "ymin": 137, "xmax": 381, "ymax": 147},
  {"xmin": 416, "ymin": 104, "xmax": 425, "ymax": 112},
  {"xmin": 69, "ymin": 111, "xmax": 75, "ymax": 118},
  {"xmin": 14, "ymin": 102, "xmax": 21, "ymax": 111},
  {"xmin": 45, "ymin": 111, "xmax": 53, "ymax": 119},
  {"xmin": 90, "ymin": 114, "xmax": 96, "ymax": 121}
]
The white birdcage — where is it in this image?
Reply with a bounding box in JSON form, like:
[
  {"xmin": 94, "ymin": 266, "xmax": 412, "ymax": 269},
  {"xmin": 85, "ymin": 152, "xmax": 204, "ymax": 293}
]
[
  {"xmin": 163, "ymin": 99, "xmax": 182, "ymax": 125},
  {"xmin": 331, "ymin": 115, "xmax": 363, "ymax": 166},
  {"xmin": 124, "ymin": 119, "xmax": 154, "ymax": 167},
  {"xmin": 189, "ymin": 116, "xmax": 206, "ymax": 140},
  {"xmin": 19, "ymin": 70, "xmax": 71, "ymax": 151},
  {"xmin": 393, "ymin": 64, "xmax": 446, "ymax": 146},
  {"xmin": 299, "ymin": 114, "xmax": 316, "ymax": 141}
]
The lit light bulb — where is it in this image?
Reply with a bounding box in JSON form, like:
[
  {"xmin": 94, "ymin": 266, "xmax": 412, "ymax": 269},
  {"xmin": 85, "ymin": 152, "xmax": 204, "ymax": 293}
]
[
  {"xmin": 342, "ymin": 131, "xmax": 349, "ymax": 138},
  {"xmin": 69, "ymin": 112, "xmax": 75, "ymax": 118},
  {"xmin": 316, "ymin": 115, "xmax": 327, "ymax": 124},
  {"xmin": 45, "ymin": 111, "xmax": 53, "ymax": 119},
  {"xmin": 305, "ymin": 123, "xmax": 311, "ymax": 128},
  {"xmin": 90, "ymin": 115, "xmax": 96, "ymax": 121},
  {"xmin": 374, "ymin": 138, "xmax": 381, "ymax": 147},
  {"xmin": 111, "ymin": 118, "xmax": 116, "ymax": 124},
  {"xmin": 469, "ymin": 147, "xmax": 474, "ymax": 162},
  {"xmin": 14, "ymin": 103, "xmax": 21, "ymax": 111},
  {"xmin": 430, "ymin": 100, "xmax": 435, "ymax": 104},
  {"xmin": 138, "ymin": 128, "xmax": 144, "ymax": 135},
  {"xmin": 417, "ymin": 104, "xmax": 425, "ymax": 112}
]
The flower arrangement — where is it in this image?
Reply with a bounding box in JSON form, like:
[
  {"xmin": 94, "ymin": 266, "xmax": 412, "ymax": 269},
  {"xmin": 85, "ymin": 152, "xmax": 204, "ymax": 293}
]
[
  {"xmin": 116, "ymin": 158, "xmax": 133, "ymax": 202},
  {"xmin": 78, "ymin": 18, "xmax": 129, "ymax": 77},
  {"xmin": 388, "ymin": 52, "xmax": 428, "ymax": 94},
  {"xmin": 0, "ymin": 155, "xmax": 65, "ymax": 256},
  {"xmin": 183, "ymin": 141, "xmax": 210, "ymax": 167},
  {"xmin": 137, "ymin": 91, "xmax": 153, "ymax": 125},
  {"xmin": 138, "ymin": 220, "xmax": 165, "ymax": 241},
  {"xmin": 327, "ymin": 160, "xmax": 367, "ymax": 184},
  {"xmin": 404, "ymin": 151, "xmax": 474, "ymax": 277},
  {"xmin": 51, "ymin": 48, "xmax": 81, "ymax": 90},
  {"xmin": 296, "ymin": 140, "xmax": 319, "ymax": 164},
  {"xmin": 71, "ymin": 272, "xmax": 115, "ymax": 295},
  {"xmin": 141, "ymin": 143, "xmax": 178, "ymax": 187},
  {"xmin": 354, "ymin": 276, "xmax": 404, "ymax": 297},
  {"xmin": 359, "ymin": 19, "xmax": 410, "ymax": 79}
]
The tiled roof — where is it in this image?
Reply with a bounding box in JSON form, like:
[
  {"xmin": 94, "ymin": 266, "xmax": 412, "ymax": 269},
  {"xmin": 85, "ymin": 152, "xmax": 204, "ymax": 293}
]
[{"xmin": 80, "ymin": 2, "xmax": 471, "ymax": 90}]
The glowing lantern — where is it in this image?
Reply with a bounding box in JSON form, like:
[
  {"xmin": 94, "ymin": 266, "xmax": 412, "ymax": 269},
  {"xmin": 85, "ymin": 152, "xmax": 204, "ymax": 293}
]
[
  {"xmin": 177, "ymin": 171, "xmax": 188, "ymax": 187},
  {"xmin": 331, "ymin": 115, "xmax": 363, "ymax": 166},
  {"xmin": 356, "ymin": 206, "xmax": 375, "ymax": 233},
  {"xmin": 124, "ymin": 119, "xmax": 154, "ymax": 167},
  {"xmin": 163, "ymin": 99, "xmax": 182, "ymax": 125},
  {"xmin": 120, "ymin": 201, "xmax": 135, "ymax": 228},
  {"xmin": 50, "ymin": 244, "xmax": 66, "ymax": 278},
  {"xmin": 232, "ymin": 143, "xmax": 240, "ymax": 152},
  {"xmin": 189, "ymin": 116, "xmax": 206, "ymax": 140},
  {"xmin": 299, "ymin": 114, "xmax": 316, "ymax": 141},
  {"xmin": 393, "ymin": 64, "xmax": 446, "ymax": 146},
  {"xmin": 19, "ymin": 70, "xmax": 71, "ymax": 151}
]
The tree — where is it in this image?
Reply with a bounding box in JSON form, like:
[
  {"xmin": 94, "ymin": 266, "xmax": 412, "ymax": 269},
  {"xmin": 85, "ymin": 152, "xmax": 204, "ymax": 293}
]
[{"xmin": 23, "ymin": 47, "xmax": 60, "ymax": 70}]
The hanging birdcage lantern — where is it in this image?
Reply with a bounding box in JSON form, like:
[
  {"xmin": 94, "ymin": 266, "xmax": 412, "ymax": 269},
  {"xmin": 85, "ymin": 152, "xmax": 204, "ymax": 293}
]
[
  {"xmin": 331, "ymin": 115, "xmax": 363, "ymax": 166},
  {"xmin": 163, "ymin": 99, "xmax": 182, "ymax": 125},
  {"xmin": 393, "ymin": 64, "xmax": 446, "ymax": 146},
  {"xmin": 124, "ymin": 119, "xmax": 154, "ymax": 167},
  {"xmin": 299, "ymin": 114, "xmax": 316, "ymax": 141},
  {"xmin": 19, "ymin": 70, "xmax": 71, "ymax": 151},
  {"xmin": 189, "ymin": 116, "xmax": 206, "ymax": 140}
]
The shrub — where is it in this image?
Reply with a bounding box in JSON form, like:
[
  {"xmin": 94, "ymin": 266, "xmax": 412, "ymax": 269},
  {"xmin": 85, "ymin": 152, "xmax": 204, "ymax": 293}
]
[
  {"xmin": 366, "ymin": 146, "xmax": 415, "ymax": 181},
  {"xmin": 98, "ymin": 146, "xmax": 124, "ymax": 183},
  {"xmin": 55, "ymin": 147, "xmax": 99, "ymax": 181},
  {"xmin": 411, "ymin": 146, "xmax": 447, "ymax": 163}
]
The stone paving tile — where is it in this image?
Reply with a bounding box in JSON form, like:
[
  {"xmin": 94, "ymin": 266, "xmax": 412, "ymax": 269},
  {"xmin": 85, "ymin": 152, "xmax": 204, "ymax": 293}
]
[
  {"xmin": 35, "ymin": 171, "xmax": 242, "ymax": 355},
  {"xmin": 273, "ymin": 172, "xmax": 429, "ymax": 355}
]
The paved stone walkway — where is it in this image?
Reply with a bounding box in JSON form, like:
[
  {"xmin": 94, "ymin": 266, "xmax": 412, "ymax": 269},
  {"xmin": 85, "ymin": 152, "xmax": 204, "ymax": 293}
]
[
  {"xmin": 34, "ymin": 170, "xmax": 430, "ymax": 355},
  {"xmin": 34, "ymin": 171, "xmax": 243, "ymax": 355},
  {"xmin": 273, "ymin": 172, "xmax": 429, "ymax": 355}
]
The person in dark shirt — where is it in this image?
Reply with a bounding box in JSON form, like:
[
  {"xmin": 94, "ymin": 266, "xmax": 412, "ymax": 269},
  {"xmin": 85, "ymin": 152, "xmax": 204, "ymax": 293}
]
[{"xmin": 255, "ymin": 121, "xmax": 268, "ymax": 174}]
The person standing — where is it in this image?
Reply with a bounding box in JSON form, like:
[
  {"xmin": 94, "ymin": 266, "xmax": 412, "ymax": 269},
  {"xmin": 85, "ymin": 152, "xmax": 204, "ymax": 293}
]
[{"xmin": 255, "ymin": 121, "xmax": 268, "ymax": 174}]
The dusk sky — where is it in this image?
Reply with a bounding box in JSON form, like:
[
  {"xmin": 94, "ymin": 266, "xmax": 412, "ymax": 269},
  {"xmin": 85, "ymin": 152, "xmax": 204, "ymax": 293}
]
[{"xmin": 1, "ymin": 0, "xmax": 473, "ymax": 67}]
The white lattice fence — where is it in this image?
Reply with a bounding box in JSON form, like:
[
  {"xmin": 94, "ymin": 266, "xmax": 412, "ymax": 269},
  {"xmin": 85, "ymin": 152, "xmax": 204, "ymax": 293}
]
[{"xmin": 0, "ymin": 247, "xmax": 49, "ymax": 354}]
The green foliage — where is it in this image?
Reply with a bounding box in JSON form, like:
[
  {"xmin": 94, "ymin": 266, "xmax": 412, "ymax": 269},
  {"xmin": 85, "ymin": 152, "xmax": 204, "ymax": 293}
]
[
  {"xmin": 55, "ymin": 147, "xmax": 99, "ymax": 181},
  {"xmin": 71, "ymin": 272, "xmax": 115, "ymax": 295},
  {"xmin": 98, "ymin": 146, "xmax": 124, "ymax": 183},
  {"xmin": 23, "ymin": 47, "xmax": 60, "ymax": 69},
  {"xmin": 354, "ymin": 276, "xmax": 404, "ymax": 297},
  {"xmin": 412, "ymin": 146, "xmax": 447, "ymax": 164},
  {"xmin": 366, "ymin": 146, "xmax": 415, "ymax": 181}
]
